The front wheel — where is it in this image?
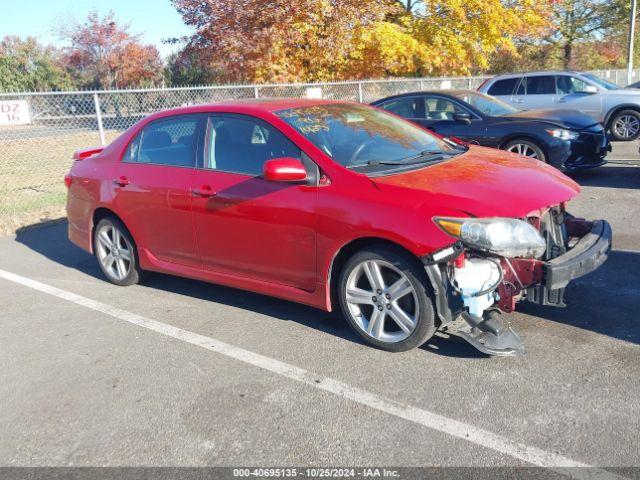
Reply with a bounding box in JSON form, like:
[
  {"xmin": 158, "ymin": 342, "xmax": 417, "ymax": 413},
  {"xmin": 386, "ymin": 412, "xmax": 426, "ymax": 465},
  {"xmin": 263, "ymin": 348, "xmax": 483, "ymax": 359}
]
[
  {"xmin": 93, "ymin": 217, "xmax": 142, "ymax": 286},
  {"xmin": 502, "ymin": 139, "xmax": 546, "ymax": 162},
  {"xmin": 338, "ymin": 246, "xmax": 436, "ymax": 352},
  {"xmin": 609, "ymin": 109, "xmax": 640, "ymax": 141}
]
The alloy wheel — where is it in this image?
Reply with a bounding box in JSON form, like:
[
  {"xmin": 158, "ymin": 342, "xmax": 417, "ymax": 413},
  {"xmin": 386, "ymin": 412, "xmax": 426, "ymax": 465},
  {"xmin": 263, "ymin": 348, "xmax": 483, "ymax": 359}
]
[
  {"xmin": 95, "ymin": 224, "xmax": 133, "ymax": 281},
  {"xmin": 506, "ymin": 143, "xmax": 538, "ymax": 158},
  {"xmin": 344, "ymin": 259, "xmax": 419, "ymax": 343},
  {"xmin": 613, "ymin": 115, "xmax": 640, "ymax": 140}
]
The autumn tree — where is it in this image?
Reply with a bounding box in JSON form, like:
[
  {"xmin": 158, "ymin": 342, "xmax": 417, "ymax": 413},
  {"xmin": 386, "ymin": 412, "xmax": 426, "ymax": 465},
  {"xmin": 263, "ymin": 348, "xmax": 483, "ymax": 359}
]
[
  {"xmin": 57, "ymin": 10, "xmax": 164, "ymax": 89},
  {"xmin": 0, "ymin": 36, "xmax": 73, "ymax": 92},
  {"xmin": 409, "ymin": 0, "xmax": 551, "ymax": 76},
  {"xmin": 171, "ymin": 0, "xmax": 551, "ymax": 83},
  {"xmin": 490, "ymin": 0, "xmax": 631, "ymax": 72},
  {"xmin": 171, "ymin": 0, "xmax": 419, "ymax": 83}
]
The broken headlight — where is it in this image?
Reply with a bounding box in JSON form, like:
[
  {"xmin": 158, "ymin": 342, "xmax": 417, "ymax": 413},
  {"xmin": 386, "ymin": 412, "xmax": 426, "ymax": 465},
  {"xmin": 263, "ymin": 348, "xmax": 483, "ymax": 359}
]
[{"xmin": 434, "ymin": 217, "xmax": 546, "ymax": 258}]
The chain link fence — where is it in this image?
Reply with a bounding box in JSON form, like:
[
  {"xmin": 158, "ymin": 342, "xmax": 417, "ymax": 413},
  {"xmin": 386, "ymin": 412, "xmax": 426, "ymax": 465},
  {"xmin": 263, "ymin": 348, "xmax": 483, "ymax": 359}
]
[{"xmin": 0, "ymin": 69, "xmax": 636, "ymax": 233}]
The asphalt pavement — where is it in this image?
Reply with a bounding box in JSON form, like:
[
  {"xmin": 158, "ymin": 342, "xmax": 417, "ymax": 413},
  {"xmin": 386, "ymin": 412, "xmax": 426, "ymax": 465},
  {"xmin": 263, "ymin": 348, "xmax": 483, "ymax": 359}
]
[{"xmin": 0, "ymin": 142, "xmax": 638, "ymax": 475}]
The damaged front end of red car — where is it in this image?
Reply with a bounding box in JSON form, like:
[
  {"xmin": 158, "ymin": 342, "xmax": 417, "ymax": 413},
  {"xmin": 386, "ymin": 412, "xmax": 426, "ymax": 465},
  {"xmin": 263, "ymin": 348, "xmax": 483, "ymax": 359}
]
[{"xmin": 422, "ymin": 204, "xmax": 612, "ymax": 356}]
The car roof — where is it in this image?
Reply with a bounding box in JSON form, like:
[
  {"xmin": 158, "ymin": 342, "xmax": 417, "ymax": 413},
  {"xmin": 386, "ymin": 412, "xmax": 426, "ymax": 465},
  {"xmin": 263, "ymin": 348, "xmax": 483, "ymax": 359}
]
[
  {"xmin": 488, "ymin": 70, "xmax": 586, "ymax": 80},
  {"xmin": 370, "ymin": 90, "xmax": 478, "ymax": 103},
  {"xmin": 162, "ymin": 98, "xmax": 353, "ymax": 115}
]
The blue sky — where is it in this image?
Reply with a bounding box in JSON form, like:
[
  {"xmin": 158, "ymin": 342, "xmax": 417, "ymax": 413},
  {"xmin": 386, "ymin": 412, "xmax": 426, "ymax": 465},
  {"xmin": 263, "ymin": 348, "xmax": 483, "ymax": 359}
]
[{"xmin": 0, "ymin": 0, "xmax": 192, "ymax": 58}]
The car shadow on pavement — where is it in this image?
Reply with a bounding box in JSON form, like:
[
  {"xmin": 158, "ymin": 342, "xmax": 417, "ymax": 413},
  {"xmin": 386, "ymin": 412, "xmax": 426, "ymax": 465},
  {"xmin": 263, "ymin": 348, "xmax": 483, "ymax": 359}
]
[
  {"xmin": 571, "ymin": 163, "xmax": 640, "ymax": 189},
  {"xmin": 14, "ymin": 222, "xmax": 639, "ymax": 356}
]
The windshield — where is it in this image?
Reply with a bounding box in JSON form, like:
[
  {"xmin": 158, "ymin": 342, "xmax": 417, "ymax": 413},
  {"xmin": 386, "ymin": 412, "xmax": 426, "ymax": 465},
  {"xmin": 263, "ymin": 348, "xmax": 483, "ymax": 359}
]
[
  {"xmin": 450, "ymin": 91, "xmax": 520, "ymax": 116},
  {"xmin": 275, "ymin": 103, "xmax": 460, "ymax": 169},
  {"xmin": 582, "ymin": 73, "xmax": 619, "ymax": 90}
]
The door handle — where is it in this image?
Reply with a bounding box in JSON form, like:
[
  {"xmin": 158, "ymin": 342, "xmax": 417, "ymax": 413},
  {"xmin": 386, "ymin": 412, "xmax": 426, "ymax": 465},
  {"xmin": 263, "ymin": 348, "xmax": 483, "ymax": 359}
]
[
  {"xmin": 192, "ymin": 186, "xmax": 216, "ymax": 198},
  {"xmin": 113, "ymin": 176, "xmax": 130, "ymax": 187}
]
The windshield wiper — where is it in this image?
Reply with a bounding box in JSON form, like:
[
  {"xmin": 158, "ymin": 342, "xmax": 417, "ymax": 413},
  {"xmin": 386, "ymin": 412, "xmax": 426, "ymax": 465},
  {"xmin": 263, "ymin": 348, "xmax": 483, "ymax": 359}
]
[{"xmin": 349, "ymin": 150, "xmax": 454, "ymax": 169}]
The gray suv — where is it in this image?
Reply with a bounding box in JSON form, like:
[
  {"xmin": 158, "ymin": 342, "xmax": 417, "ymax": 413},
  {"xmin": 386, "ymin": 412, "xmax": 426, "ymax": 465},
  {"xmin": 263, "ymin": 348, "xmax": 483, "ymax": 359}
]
[{"xmin": 478, "ymin": 71, "xmax": 640, "ymax": 141}]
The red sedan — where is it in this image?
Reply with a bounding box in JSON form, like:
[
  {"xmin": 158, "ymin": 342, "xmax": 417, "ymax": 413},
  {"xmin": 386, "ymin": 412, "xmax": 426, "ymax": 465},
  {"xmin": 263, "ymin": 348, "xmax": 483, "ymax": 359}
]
[{"xmin": 65, "ymin": 99, "xmax": 611, "ymax": 356}]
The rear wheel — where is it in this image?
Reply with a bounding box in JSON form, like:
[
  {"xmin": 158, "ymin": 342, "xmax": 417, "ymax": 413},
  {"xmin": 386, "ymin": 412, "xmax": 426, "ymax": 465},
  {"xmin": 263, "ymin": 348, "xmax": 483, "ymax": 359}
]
[
  {"xmin": 609, "ymin": 109, "xmax": 640, "ymax": 141},
  {"xmin": 502, "ymin": 138, "xmax": 546, "ymax": 162},
  {"xmin": 338, "ymin": 246, "xmax": 436, "ymax": 352},
  {"xmin": 93, "ymin": 217, "xmax": 142, "ymax": 286}
]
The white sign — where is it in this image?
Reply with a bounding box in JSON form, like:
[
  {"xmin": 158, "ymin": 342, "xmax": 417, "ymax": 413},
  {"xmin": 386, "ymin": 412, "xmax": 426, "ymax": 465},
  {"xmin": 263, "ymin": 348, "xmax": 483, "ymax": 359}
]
[
  {"xmin": 306, "ymin": 87, "xmax": 323, "ymax": 99},
  {"xmin": 0, "ymin": 100, "xmax": 31, "ymax": 126},
  {"xmin": 440, "ymin": 80, "xmax": 452, "ymax": 89}
]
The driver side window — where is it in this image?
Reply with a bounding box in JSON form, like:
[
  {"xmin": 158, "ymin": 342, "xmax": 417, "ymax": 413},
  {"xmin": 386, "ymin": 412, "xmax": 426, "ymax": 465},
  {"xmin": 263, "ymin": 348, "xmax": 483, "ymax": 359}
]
[
  {"xmin": 206, "ymin": 115, "xmax": 301, "ymax": 176},
  {"xmin": 424, "ymin": 97, "xmax": 465, "ymax": 120},
  {"xmin": 556, "ymin": 76, "xmax": 590, "ymax": 94}
]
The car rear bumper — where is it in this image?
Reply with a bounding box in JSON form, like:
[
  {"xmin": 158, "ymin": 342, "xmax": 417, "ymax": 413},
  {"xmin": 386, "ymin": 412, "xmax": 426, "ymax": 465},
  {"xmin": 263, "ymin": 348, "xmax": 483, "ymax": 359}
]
[{"xmin": 544, "ymin": 219, "xmax": 612, "ymax": 290}]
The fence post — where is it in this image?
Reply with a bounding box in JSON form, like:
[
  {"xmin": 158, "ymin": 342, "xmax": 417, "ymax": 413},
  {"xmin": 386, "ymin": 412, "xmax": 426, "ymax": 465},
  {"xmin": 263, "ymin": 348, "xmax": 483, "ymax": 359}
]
[
  {"xmin": 357, "ymin": 82, "xmax": 363, "ymax": 103},
  {"xmin": 93, "ymin": 93, "xmax": 106, "ymax": 146},
  {"xmin": 254, "ymin": 86, "xmax": 260, "ymax": 99},
  {"xmin": 420, "ymin": 79, "xmax": 425, "ymax": 90},
  {"xmin": 467, "ymin": 77, "xmax": 472, "ymax": 89}
]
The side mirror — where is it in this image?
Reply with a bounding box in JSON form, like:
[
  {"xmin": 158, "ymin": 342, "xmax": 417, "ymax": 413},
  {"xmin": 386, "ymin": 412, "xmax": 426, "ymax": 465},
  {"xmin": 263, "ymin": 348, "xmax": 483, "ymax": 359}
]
[
  {"xmin": 583, "ymin": 85, "xmax": 598, "ymax": 94},
  {"xmin": 453, "ymin": 112, "xmax": 472, "ymax": 124},
  {"xmin": 263, "ymin": 157, "xmax": 308, "ymax": 182}
]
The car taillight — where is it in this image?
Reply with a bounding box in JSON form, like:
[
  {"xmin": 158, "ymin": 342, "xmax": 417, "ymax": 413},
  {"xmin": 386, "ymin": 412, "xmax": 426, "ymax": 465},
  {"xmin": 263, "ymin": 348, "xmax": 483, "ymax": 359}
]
[{"xmin": 64, "ymin": 174, "xmax": 73, "ymax": 188}]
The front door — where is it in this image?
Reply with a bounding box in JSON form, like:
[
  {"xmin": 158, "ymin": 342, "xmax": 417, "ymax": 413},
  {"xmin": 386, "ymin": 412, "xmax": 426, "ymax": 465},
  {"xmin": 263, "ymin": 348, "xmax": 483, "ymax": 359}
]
[
  {"xmin": 416, "ymin": 95, "xmax": 488, "ymax": 145},
  {"xmin": 111, "ymin": 114, "xmax": 204, "ymax": 267},
  {"xmin": 191, "ymin": 114, "xmax": 317, "ymax": 291}
]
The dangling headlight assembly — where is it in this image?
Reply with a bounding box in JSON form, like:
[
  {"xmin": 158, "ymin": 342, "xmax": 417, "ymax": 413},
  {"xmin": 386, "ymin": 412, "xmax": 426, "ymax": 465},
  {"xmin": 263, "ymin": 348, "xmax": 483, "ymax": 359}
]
[{"xmin": 434, "ymin": 217, "xmax": 546, "ymax": 258}]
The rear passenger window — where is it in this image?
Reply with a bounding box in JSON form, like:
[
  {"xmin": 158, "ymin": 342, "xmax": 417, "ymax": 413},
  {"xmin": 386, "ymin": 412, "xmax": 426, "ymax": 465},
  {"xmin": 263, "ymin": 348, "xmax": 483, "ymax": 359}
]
[
  {"xmin": 487, "ymin": 78, "xmax": 519, "ymax": 96},
  {"xmin": 207, "ymin": 116, "xmax": 301, "ymax": 176},
  {"xmin": 521, "ymin": 76, "xmax": 556, "ymax": 95},
  {"xmin": 379, "ymin": 97, "xmax": 423, "ymax": 119},
  {"xmin": 126, "ymin": 117, "xmax": 199, "ymax": 167}
]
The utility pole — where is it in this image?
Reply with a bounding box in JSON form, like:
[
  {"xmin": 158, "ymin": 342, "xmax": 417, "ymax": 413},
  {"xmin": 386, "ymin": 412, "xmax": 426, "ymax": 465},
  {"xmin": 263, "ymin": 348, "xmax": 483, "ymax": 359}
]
[{"xmin": 628, "ymin": 0, "xmax": 637, "ymax": 85}]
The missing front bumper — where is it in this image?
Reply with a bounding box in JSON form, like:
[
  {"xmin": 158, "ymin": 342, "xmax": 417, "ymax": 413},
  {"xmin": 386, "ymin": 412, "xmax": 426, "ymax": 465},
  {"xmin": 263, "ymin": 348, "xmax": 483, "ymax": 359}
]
[{"xmin": 527, "ymin": 220, "xmax": 612, "ymax": 306}]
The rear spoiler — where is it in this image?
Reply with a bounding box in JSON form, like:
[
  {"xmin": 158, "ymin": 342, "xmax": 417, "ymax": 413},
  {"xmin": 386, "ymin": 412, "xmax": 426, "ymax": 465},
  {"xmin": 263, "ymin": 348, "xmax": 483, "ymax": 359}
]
[{"xmin": 73, "ymin": 146, "xmax": 104, "ymax": 161}]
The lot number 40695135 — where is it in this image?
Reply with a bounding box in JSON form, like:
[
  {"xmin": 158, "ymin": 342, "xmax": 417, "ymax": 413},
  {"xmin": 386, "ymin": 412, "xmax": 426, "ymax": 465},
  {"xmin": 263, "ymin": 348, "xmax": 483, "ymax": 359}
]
[{"xmin": 0, "ymin": 100, "xmax": 31, "ymax": 126}]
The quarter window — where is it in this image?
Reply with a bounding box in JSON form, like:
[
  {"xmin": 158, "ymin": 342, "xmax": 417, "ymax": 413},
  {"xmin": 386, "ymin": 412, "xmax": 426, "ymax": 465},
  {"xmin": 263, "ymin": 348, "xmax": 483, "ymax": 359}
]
[
  {"xmin": 127, "ymin": 117, "xmax": 199, "ymax": 167},
  {"xmin": 487, "ymin": 78, "xmax": 519, "ymax": 96},
  {"xmin": 206, "ymin": 116, "xmax": 301, "ymax": 176}
]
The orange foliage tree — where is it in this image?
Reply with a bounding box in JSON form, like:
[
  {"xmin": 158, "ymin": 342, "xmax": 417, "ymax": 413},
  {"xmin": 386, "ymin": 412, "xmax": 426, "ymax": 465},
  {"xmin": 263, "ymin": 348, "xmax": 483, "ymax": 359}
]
[
  {"xmin": 171, "ymin": 0, "xmax": 415, "ymax": 83},
  {"xmin": 58, "ymin": 10, "xmax": 163, "ymax": 89}
]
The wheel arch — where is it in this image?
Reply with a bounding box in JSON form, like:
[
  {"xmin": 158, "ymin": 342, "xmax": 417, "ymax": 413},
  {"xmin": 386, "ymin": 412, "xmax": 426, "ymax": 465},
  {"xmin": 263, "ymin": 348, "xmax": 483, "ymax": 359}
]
[
  {"xmin": 498, "ymin": 134, "xmax": 549, "ymax": 160},
  {"xmin": 604, "ymin": 104, "xmax": 640, "ymax": 130},
  {"xmin": 91, "ymin": 207, "xmax": 130, "ymax": 254},
  {"xmin": 326, "ymin": 237, "xmax": 430, "ymax": 313}
]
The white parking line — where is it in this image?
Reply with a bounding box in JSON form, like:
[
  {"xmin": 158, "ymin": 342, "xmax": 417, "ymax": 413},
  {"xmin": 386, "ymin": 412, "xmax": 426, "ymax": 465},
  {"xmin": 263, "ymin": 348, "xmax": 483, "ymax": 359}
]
[{"xmin": 0, "ymin": 268, "xmax": 628, "ymax": 480}]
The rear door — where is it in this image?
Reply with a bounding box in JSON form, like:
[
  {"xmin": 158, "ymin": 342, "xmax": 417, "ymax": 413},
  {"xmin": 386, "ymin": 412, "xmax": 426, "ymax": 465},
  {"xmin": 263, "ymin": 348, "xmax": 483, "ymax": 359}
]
[
  {"xmin": 111, "ymin": 115, "xmax": 204, "ymax": 268},
  {"xmin": 190, "ymin": 113, "xmax": 318, "ymax": 290},
  {"xmin": 485, "ymin": 77, "xmax": 520, "ymax": 104},
  {"xmin": 512, "ymin": 75, "xmax": 557, "ymax": 110}
]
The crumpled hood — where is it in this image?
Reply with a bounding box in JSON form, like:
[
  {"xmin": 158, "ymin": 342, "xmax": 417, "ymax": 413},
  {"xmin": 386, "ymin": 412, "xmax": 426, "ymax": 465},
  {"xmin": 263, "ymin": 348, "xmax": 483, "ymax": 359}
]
[
  {"xmin": 497, "ymin": 108, "xmax": 599, "ymax": 129},
  {"xmin": 372, "ymin": 145, "xmax": 580, "ymax": 218}
]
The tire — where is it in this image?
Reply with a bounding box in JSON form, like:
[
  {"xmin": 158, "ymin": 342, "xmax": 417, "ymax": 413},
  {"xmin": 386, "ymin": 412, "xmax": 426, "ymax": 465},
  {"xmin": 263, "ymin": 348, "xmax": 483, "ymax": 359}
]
[
  {"xmin": 502, "ymin": 138, "xmax": 547, "ymax": 162},
  {"xmin": 608, "ymin": 109, "xmax": 640, "ymax": 141},
  {"xmin": 338, "ymin": 245, "xmax": 436, "ymax": 352},
  {"xmin": 93, "ymin": 216, "xmax": 142, "ymax": 286}
]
